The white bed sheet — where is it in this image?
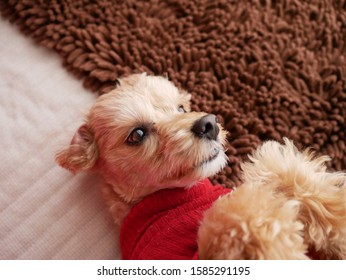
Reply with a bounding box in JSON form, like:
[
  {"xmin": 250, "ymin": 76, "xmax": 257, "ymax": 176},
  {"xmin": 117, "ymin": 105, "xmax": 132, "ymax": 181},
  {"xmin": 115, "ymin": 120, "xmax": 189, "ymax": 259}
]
[{"xmin": 0, "ymin": 16, "xmax": 120, "ymax": 259}]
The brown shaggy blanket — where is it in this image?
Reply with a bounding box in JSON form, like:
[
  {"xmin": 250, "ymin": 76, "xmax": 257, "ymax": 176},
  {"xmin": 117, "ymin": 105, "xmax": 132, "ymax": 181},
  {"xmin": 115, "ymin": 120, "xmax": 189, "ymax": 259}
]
[{"xmin": 1, "ymin": 0, "xmax": 345, "ymax": 188}]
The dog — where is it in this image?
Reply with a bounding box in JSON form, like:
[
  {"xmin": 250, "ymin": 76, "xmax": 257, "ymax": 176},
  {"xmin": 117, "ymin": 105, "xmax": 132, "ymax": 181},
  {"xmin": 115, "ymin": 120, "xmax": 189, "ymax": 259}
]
[{"xmin": 56, "ymin": 73, "xmax": 346, "ymax": 259}]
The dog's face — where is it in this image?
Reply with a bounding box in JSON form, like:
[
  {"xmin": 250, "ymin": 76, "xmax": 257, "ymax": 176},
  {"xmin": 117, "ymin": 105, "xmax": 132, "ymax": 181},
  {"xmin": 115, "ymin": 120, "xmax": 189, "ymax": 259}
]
[{"xmin": 57, "ymin": 74, "xmax": 227, "ymax": 201}]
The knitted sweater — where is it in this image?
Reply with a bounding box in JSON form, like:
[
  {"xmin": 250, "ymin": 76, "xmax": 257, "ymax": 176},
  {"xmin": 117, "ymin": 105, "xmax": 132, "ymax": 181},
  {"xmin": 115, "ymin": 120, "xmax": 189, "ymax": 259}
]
[{"xmin": 120, "ymin": 179, "xmax": 231, "ymax": 260}]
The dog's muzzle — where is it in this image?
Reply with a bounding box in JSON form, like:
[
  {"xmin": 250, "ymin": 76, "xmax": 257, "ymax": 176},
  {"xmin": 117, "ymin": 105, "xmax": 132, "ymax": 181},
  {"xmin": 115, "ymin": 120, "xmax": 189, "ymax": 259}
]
[{"xmin": 191, "ymin": 114, "xmax": 219, "ymax": 141}]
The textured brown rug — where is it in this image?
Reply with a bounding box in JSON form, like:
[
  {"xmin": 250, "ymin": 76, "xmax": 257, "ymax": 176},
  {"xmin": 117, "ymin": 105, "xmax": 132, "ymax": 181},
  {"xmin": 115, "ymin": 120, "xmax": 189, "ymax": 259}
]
[{"xmin": 1, "ymin": 0, "xmax": 345, "ymax": 188}]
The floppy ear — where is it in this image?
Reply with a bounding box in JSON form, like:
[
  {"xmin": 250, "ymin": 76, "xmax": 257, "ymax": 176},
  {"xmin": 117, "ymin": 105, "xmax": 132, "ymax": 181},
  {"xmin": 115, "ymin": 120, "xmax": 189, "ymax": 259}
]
[{"xmin": 56, "ymin": 124, "xmax": 99, "ymax": 173}]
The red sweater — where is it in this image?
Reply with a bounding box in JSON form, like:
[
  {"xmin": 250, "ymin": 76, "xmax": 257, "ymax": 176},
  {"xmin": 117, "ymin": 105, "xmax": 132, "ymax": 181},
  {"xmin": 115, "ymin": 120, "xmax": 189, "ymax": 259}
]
[{"xmin": 120, "ymin": 179, "xmax": 231, "ymax": 260}]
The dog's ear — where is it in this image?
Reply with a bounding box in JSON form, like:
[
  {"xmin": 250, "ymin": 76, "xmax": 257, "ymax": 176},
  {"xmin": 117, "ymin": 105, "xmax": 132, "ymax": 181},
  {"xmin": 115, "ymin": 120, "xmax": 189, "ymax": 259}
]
[{"xmin": 56, "ymin": 124, "xmax": 99, "ymax": 173}]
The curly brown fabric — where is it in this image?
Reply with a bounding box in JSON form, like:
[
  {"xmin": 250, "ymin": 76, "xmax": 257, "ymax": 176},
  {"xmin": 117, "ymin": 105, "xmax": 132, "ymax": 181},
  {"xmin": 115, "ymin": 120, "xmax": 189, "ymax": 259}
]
[{"xmin": 1, "ymin": 0, "xmax": 345, "ymax": 188}]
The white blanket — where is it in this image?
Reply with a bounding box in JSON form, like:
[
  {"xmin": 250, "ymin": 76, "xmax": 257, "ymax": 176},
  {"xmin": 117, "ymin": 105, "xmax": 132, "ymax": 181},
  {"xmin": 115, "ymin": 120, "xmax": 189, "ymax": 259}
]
[{"xmin": 0, "ymin": 16, "xmax": 120, "ymax": 259}]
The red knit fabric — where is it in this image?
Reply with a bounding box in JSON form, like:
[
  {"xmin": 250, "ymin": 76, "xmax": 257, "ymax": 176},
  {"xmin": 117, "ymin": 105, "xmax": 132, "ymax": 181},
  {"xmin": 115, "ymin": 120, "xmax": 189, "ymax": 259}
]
[{"xmin": 120, "ymin": 179, "xmax": 231, "ymax": 260}]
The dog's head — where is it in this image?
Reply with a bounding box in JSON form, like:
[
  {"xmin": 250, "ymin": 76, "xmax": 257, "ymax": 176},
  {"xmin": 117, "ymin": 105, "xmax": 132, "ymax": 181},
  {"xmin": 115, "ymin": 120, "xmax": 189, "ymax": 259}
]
[{"xmin": 56, "ymin": 74, "xmax": 228, "ymax": 201}]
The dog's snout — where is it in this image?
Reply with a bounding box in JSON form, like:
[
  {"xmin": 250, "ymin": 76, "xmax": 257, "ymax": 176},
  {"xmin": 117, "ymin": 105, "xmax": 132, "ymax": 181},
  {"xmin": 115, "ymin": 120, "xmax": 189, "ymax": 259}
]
[{"xmin": 191, "ymin": 114, "xmax": 219, "ymax": 141}]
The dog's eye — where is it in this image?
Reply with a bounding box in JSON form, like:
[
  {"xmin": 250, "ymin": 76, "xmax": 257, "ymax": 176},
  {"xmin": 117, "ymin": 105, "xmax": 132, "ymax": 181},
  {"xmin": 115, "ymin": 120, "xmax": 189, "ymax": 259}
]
[
  {"xmin": 115, "ymin": 79, "xmax": 121, "ymax": 87},
  {"xmin": 178, "ymin": 105, "xmax": 186, "ymax": 113},
  {"xmin": 127, "ymin": 128, "xmax": 147, "ymax": 145}
]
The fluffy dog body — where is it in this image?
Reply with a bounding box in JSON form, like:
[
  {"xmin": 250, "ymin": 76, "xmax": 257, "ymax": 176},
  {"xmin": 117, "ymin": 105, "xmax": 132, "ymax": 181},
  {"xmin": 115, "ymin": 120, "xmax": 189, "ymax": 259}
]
[{"xmin": 57, "ymin": 74, "xmax": 346, "ymax": 259}]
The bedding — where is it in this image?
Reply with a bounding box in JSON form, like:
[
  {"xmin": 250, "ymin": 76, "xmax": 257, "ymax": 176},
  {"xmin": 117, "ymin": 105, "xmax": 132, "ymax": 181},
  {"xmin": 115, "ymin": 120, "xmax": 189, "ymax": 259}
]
[
  {"xmin": 0, "ymin": 0, "xmax": 345, "ymax": 260},
  {"xmin": 0, "ymin": 17, "xmax": 119, "ymax": 259}
]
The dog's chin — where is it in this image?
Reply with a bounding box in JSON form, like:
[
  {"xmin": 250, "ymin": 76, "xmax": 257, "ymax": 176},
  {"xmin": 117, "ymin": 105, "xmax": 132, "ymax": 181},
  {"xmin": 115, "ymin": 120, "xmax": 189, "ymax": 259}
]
[{"xmin": 195, "ymin": 150, "xmax": 228, "ymax": 179}]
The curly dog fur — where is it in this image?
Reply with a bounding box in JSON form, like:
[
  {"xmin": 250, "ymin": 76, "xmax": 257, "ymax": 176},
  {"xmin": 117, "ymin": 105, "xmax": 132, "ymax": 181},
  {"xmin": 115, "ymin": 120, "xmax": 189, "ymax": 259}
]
[{"xmin": 56, "ymin": 74, "xmax": 346, "ymax": 259}]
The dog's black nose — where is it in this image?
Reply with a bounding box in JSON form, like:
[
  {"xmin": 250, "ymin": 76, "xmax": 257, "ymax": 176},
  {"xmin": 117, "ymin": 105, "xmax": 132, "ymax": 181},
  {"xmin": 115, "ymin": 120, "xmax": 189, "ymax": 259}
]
[{"xmin": 191, "ymin": 114, "xmax": 219, "ymax": 141}]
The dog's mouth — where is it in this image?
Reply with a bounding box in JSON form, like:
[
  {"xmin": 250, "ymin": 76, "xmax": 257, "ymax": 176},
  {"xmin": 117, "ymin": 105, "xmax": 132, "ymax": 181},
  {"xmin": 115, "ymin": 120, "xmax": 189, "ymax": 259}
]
[{"xmin": 199, "ymin": 148, "xmax": 220, "ymax": 166}]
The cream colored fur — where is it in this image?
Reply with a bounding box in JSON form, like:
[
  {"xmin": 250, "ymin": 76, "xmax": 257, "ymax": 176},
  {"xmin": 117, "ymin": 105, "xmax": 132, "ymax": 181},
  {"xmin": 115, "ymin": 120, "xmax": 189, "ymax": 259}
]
[
  {"xmin": 56, "ymin": 74, "xmax": 346, "ymax": 259},
  {"xmin": 198, "ymin": 139, "xmax": 346, "ymax": 259}
]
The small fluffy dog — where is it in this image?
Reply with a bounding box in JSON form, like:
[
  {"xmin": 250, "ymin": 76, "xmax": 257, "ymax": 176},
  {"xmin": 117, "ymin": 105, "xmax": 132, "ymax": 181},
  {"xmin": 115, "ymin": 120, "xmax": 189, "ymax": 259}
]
[{"xmin": 56, "ymin": 73, "xmax": 346, "ymax": 259}]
